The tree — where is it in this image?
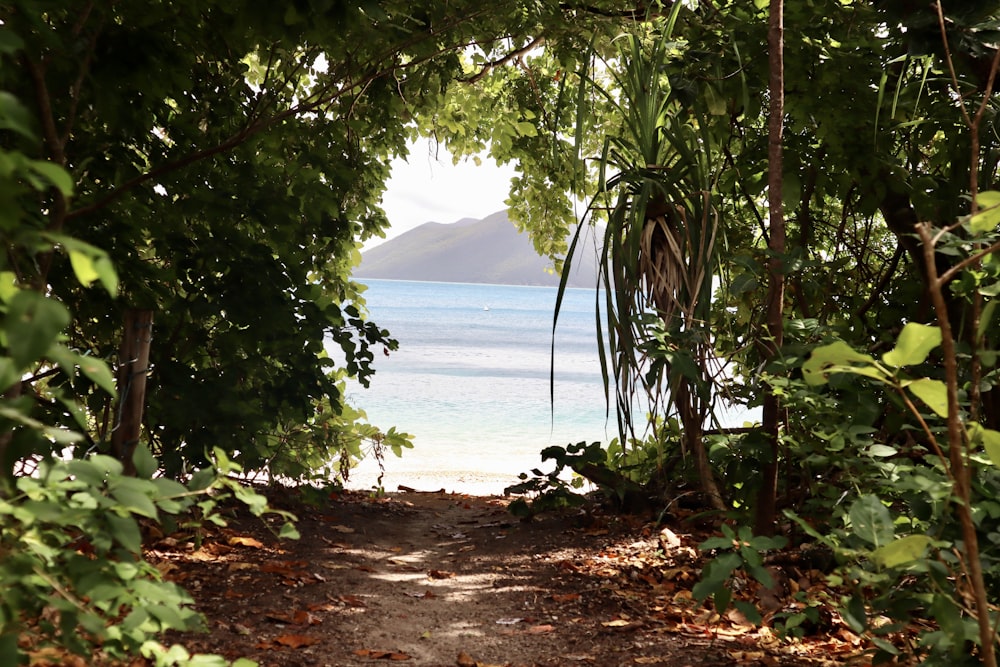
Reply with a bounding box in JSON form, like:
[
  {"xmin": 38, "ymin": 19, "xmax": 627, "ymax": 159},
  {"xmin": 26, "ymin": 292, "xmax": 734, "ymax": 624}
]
[{"xmin": 1, "ymin": 0, "xmax": 624, "ymax": 480}]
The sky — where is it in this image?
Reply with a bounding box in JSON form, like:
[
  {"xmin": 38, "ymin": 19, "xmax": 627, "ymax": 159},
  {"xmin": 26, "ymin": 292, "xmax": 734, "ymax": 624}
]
[{"xmin": 369, "ymin": 137, "xmax": 518, "ymax": 249}]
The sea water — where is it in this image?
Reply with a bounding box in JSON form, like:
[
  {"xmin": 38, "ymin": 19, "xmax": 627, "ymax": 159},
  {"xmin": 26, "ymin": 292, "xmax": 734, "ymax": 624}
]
[{"xmin": 341, "ymin": 279, "xmax": 614, "ymax": 492}]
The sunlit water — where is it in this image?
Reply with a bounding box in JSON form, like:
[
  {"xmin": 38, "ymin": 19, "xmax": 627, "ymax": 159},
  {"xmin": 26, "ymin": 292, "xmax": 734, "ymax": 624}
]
[{"xmin": 340, "ymin": 279, "xmax": 613, "ymax": 493}]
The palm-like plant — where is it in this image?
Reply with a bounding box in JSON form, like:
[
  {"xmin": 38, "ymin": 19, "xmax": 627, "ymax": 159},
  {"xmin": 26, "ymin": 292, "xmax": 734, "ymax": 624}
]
[{"xmin": 560, "ymin": 13, "xmax": 728, "ymax": 509}]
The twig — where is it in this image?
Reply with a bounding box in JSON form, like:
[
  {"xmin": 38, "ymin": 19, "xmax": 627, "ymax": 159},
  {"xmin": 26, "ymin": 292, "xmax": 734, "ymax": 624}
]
[{"xmin": 462, "ymin": 36, "xmax": 545, "ymax": 84}]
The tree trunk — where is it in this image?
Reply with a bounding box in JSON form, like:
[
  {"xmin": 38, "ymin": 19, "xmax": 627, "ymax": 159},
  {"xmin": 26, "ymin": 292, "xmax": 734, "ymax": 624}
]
[
  {"xmin": 111, "ymin": 309, "xmax": 154, "ymax": 475},
  {"xmin": 755, "ymin": 0, "xmax": 785, "ymax": 536}
]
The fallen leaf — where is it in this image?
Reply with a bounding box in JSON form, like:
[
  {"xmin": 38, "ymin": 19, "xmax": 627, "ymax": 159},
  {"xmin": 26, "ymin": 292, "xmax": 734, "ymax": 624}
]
[
  {"xmin": 405, "ymin": 590, "xmax": 436, "ymax": 599},
  {"xmin": 527, "ymin": 624, "xmax": 556, "ymax": 634},
  {"xmin": 261, "ymin": 561, "xmax": 307, "ymax": 575},
  {"xmin": 331, "ymin": 524, "xmax": 356, "ymax": 533},
  {"xmin": 228, "ymin": 535, "xmax": 265, "ymax": 549},
  {"xmin": 428, "ymin": 569, "xmax": 455, "ymax": 579},
  {"xmin": 337, "ymin": 594, "xmax": 367, "ymax": 607},
  {"xmin": 321, "ymin": 538, "xmax": 351, "ymax": 549},
  {"xmin": 354, "ymin": 649, "xmax": 412, "ymax": 660},
  {"xmin": 728, "ymin": 650, "xmax": 765, "ymax": 661},
  {"xmin": 603, "ymin": 619, "xmax": 632, "ymax": 627},
  {"xmin": 551, "ymin": 593, "xmax": 581, "ymax": 603},
  {"xmin": 658, "ymin": 527, "xmax": 682, "ymax": 549},
  {"xmin": 456, "ymin": 652, "xmax": 477, "ymax": 667},
  {"xmin": 226, "ymin": 562, "xmax": 255, "ymax": 573},
  {"xmin": 274, "ymin": 634, "xmax": 320, "ymax": 648},
  {"xmin": 152, "ymin": 563, "xmax": 180, "ymax": 583}
]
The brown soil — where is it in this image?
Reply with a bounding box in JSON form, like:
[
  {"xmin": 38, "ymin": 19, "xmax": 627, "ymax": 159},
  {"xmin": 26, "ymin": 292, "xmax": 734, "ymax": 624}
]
[{"xmin": 149, "ymin": 487, "xmax": 864, "ymax": 667}]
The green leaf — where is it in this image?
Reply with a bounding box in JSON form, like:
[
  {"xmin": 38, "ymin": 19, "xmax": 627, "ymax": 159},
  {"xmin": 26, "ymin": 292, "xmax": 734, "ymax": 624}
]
[
  {"xmin": 882, "ymin": 322, "xmax": 941, "ymax": 367},
  {"xmin": 77, "ymin": 354, "xmax": 116, "ymax": 394},
  {"xmin": 733, "ymin": 600, "xmax": 763, "ymax": 626},
  {"xmin": 279, "ymin": 522, "xmax": 300, "ymax": 540},
  {"xmin": 849, "ymin": 494, "xmax": 894, "ymax": 548},
  {"xmin": 106, "ymin": 512, "xmax": 143, "ymax": 554},
  {"xmin": 0, "ymin": 271, "xmax": 17, "ymax": 302},
  {"xmin": 4, "ymin": 290, "xmax": 71, "ymax": 369},
  {"xmin": 802, "ymin": 340, "xmax": 884, "ymax": 385},
  {"xmin": 69, "ymin": 250, "xmax": 100, "ymax": 287},
  {"xmin": 969, "ymin": 422, "xmax": 1000, "ymax": 469},
  {"xmin": 0, "ymin": 27, "xmax": 25, "ymax": 55},
  {"xmin": 843, "ymin": 595, "xmax": 868, "ymax": 633},
  {"xmin": 515, "ymin": 121, "xmax": 538, "ymax": 137},
  {"xmin": 713, "ymin": 586, "xmax": 731, "ymax": 614},
  {"xmin": 66, "ymin": 456, "xmax": 124, "ymax": 485},
  {"xmin": 906, "ymin": 378, "xmax": 949, "ymax": 418},
  {"xmin": 970, "ymin": 190, "xmax": 1000, "ymax": 233},
  {"xmin": 0, "ymin": 358, "xmax": 18, "ymax": 392},
  {"xmin": 0, "ymin": 91, "xmax": 36, "ymax": 140},
  {"xmin": 866, "ymin": 444, "xmax": 898, "ymax": 457},
  {"xmin": 132, "ymin": 443, "xmax": 158, "ymax": 479},
  {"xmin": 44, "ymin": 233, "xmax": 119, "ymax": 296},
  {"xmin": 28, "ymin": 160, "xmax": 73, "ymax": 197},
  {"xmin": 699, "ymin": 536, "xmax": 734, "ymax": 551},
  {"xmin": 108, "ymin": 477, "xmax": 159, "ymax": 519},
  {"xmin": 48, "ymin": 344, "xmax": 117, "ymax": 395},
  {"xmin": 871, "ymin": 534, "xmax": 931, "ymax": 568}
]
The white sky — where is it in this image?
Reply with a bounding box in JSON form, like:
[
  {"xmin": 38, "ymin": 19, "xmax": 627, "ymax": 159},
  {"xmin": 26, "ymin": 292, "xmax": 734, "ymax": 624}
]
[{"xmin": 369, "ymin": 137, "xmax": 518, "ymax": 249}]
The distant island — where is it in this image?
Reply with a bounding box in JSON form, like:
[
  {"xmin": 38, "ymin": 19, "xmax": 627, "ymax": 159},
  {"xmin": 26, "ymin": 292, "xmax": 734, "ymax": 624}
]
[{"xmin": 353, "ymin": 210, "xmax": 600, "ymax": 288}]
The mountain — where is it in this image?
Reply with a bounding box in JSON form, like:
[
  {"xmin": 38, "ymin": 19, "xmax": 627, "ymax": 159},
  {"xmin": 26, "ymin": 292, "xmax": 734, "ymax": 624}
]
[{"xmin": 354, "ymin": 210, "xmax": 600, "ymax": 288}]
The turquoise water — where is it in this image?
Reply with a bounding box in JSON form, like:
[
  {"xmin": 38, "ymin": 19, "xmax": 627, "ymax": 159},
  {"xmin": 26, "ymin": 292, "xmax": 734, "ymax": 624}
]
[{"xmin": 342, "ymin": 279, "xmax": 614, "ymax": 490}]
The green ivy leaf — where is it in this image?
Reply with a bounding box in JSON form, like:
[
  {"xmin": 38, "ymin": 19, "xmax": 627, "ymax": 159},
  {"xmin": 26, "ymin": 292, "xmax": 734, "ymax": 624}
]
[
  {"xmin": 849, "ymin": 494, "xmax": 894, "ymax": 548},
  {"xmin": 882, "ymin": 322, "xmax": 941, "ymax": 367},
  {"xmin": 871, "ymin": 534, "xmax": 931, "ymax": 568},
  {"xmin": 906, "ymin": 378, "xmax": 949, "ymax": 418},
  {"xmin": 970, "ymin": 190, "xmax": 1000, "ymax": 233}
]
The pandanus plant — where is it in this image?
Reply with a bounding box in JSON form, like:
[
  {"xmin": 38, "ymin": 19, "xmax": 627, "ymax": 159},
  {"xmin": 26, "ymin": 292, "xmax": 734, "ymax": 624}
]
[{"xmin": 559, "ymin": 14, "xmax": 728, "ymax": 509}]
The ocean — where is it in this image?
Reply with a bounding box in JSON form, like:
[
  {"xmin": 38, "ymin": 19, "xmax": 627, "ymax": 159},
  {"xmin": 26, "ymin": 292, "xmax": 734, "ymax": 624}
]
[{"xmin": 341, "ymin": 279, "xmax": 615, "ymax": 493}]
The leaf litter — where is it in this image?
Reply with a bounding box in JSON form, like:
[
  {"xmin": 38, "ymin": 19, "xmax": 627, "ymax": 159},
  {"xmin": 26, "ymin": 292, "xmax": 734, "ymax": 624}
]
[{"xmin": 139, "ymin": 486, "xmax": 876, "ymax": 666}]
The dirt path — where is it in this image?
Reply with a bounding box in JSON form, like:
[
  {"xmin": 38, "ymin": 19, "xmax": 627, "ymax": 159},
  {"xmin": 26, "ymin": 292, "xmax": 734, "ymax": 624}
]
[{"xmin": 153, "ymin": 489, "xmax": 852, "ymax": 667}]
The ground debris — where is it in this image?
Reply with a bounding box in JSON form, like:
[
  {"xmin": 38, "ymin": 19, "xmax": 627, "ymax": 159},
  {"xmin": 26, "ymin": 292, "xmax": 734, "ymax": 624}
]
[{"xmin": 134, "ymin": 487, "xmax": 870, "ymax": 666}]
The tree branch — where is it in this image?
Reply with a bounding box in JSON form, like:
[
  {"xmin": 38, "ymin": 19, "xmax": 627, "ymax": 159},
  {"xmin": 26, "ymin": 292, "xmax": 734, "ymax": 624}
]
[{"xmin": 462, "ymin": 36, "xmax": 545, "ymax": 84}]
